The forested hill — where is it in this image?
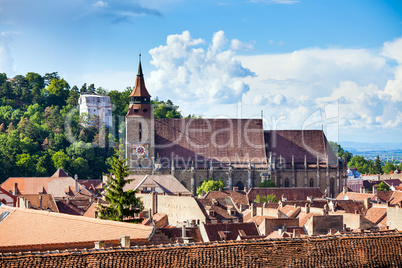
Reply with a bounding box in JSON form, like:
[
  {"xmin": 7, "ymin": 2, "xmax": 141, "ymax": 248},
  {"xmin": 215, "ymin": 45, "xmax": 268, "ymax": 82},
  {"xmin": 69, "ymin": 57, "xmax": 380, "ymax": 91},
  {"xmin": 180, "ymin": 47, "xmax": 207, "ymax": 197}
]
[{"xmin": 0, "ymin": 72, "xmax": 190, "ymax": 184}]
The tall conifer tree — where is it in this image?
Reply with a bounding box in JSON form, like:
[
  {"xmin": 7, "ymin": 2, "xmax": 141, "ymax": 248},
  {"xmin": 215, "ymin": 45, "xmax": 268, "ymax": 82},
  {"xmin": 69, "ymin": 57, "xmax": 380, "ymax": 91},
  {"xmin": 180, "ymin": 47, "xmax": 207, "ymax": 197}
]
[{"xmin": 97, "ymin": 154, "xmax": 143, "ymax": 222}]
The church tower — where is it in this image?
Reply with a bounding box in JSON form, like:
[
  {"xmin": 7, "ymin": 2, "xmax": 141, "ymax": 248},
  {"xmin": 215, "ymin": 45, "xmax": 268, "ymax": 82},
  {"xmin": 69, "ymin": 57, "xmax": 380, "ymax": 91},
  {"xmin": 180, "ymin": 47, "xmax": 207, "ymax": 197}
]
[{"xmin": 126, "ymin": 56, "xmax": 154, "ymax": 168}]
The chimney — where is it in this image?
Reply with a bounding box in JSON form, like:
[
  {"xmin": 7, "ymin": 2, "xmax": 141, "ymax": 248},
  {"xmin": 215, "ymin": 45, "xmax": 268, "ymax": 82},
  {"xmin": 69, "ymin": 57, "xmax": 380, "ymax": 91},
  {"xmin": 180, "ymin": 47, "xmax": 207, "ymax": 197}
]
[
  {"xmin": 151, "ymin": 191, "xmax": 157, "ymax": 215},
  {"xmin": 219, "ymin": 188, "xmax": 222, "ymax": 192},
  {"xmin": 305, "ymin": 203, "xmax": 310, "ymax": 214},
  {"xmin": 343, "ymin": 186, "xmax": 348, "ymax": 194},
  {"xmin": 74, "ymin": 174, "xmax": 79, "ymax": 193},
  {"xmin": 372, "ymin": 185, "xmax": 377, "ymax": 195},
  {"xmin": 278, "ymin": 228, "xmax": 283, "ymax": 235},
  {"xmin": 13, "ymin": 183, "xmax": 18, "ymax": 195},
  {"xmin": 360, "ymin": 186, "xmax": 365, "ymax": 194},
  {"xmin": 293, "ymin": 229, "xmax": 301, "ymax": 238},
  {"xmin": 328, "ymin": 229, "xmax": 336, "ymax": 236},
  {"xmin": 25, "ymin": 199, "xmax": 30, "ymax": 209},
  {"xmin": 364, "ymin": 197, "xmax": 372, "ymax": 210},
  {"xmin": 39, "ymin": 195, "xmax": 42, "ymax": 210},
  {"xmin": 182, "ymin": 222, "xmax": 186, "ymax": 240},
  {"xmin": 94, "ymin": 241, "xmax": 105, "ymax": 249},
  {"xmin": 120, "ymin": 236, "xmax": 130, "ymax": 248},
  {"xmin": 233, "ymin": 187, "xmax": 239, "ymax": 191},
  {"xmin": 251, "ymin": 203, "xmax": 255, "ymax": 217}
]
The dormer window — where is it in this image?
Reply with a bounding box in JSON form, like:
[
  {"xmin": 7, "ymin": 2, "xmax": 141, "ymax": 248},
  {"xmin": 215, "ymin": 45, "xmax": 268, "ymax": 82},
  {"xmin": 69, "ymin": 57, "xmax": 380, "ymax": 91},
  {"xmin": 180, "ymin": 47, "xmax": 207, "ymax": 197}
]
[
  {"xmin": 134, "ymin": 109, "xmax": 139, "ymax": 113},
  {"xmin": 143, "ymin": 109, "xmax": 148, "ymax": 113}
]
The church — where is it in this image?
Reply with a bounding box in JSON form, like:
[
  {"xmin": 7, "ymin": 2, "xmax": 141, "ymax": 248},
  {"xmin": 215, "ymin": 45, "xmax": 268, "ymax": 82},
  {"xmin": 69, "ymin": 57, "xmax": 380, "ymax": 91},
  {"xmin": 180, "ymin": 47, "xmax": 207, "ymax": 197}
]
[{"xmin": 125, "ymin": 59, "xmax": 347, "ymax": 197}]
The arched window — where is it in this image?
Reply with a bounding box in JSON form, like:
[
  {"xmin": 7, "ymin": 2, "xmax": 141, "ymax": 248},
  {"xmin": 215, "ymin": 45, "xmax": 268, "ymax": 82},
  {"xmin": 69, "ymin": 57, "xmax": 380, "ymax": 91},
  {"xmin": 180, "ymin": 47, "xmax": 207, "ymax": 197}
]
[
  {"xmin": 139, "ymin": 122, "xmax": 142, "ymax": 142},
  {"xmin": 310, "ymin": 178, "xmax": 314, "ymax": 187},
  {"xmin": 236, "ymin": 181, "xmax": 245, "ymax": 191},
  {"xmin": 284, "ymin": 178, "xmax": 290, "ymax": 188},
  {"xmin": 330, "ymin": 178, "xmax": 335, "ymax": 198}
]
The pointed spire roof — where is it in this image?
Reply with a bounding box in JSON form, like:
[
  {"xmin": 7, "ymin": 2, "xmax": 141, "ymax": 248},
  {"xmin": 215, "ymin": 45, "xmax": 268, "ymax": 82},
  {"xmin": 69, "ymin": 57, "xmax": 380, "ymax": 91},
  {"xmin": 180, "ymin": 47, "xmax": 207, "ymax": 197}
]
[
  {"xmin": 51, "ymin": 168, "xmax": 69, "ymax": 178},
  {"xmin": 129, "ymin": 54, "xmax": 151, "ymax": 98}
]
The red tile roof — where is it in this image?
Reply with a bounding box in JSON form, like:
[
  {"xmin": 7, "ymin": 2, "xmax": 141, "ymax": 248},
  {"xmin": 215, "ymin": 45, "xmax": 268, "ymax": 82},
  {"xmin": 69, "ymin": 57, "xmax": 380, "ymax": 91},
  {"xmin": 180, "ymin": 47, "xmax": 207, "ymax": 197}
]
[
  {"xmin": 159, "ymin": 226, "xmax": 203, "ymax": 243},
  {"xmin": 19, "ymin": 194, "xmax": 59, "ymax": 213},
  {"xmin": 1, "ymin": 232, "xmax": 400, "ymax": 267},
  {"xmin": 247, "ymin": 187, "xmax": 323, "ymax": 203},
  {"xmin": 202, "ymin": 190, "xmax": 249, "ymax": 208},
  {"xmin": 264, "ymin": 130, "xmax": 339, "ymax": 167},
  {"xmin": 365, "ymin": 207, "xmax": 387, "ymax": 225},
  {"xmin": 196, "ymin": 197, "xmax": 241, "ymax": 223},
  {"xmin": 154, "ymin": 118, "xmax": 267, "ymax": 166},
  {"xmin": 202, "ymin": 222, "xmax": 260, "ymax": 242},
  {"xmin": 51, "ymin": 168, "xmax": 69, "ymax": 178},
  {"xmin": 388, "ymin": 190, "xmax": 402, "ymax": 206},
  {"xmin": 0, "ymin": 205, "xmax": 153, "ymax": 252}
]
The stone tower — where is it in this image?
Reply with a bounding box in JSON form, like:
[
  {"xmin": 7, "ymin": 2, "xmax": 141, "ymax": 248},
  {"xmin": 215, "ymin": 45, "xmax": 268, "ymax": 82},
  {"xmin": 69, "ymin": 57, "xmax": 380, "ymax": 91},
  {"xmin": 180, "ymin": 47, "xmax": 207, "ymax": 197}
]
[{"xmin": 126, "ymin": 57, "xmax": 154, "ymax": 168}]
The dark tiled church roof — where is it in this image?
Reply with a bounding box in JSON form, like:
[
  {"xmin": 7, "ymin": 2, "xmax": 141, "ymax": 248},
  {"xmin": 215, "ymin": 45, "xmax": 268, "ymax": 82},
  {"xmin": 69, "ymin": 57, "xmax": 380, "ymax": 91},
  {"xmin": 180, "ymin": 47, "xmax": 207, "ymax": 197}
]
[
  {"xmin": 155, "ymin": 118, "xmax": 267, "ymax": 166},
  {"xmin": 247, "ymin": 187, "xmax": 323, "ymax": 203},
  {"xmin": 264, "ymin": 130, "xmax": 339, "ymax": 167},
  {"xmin": 0, "ymin": 232, "xmax": 401, "ymax": 267}
]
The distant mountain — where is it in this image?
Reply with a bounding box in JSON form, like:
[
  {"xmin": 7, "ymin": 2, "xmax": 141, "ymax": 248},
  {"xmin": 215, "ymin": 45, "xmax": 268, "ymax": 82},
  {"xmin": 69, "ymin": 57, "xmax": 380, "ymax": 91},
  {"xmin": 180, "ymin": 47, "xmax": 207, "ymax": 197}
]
[{"xmin": 339, "ymin": 141, "xmax": 402, "ymax": 160}]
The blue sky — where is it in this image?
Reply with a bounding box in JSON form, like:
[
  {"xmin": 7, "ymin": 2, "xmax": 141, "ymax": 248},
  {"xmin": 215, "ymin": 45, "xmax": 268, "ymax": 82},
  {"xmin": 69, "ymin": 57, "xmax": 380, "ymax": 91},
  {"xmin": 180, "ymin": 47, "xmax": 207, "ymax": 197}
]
[{"xmin": 0, "ymin": 0, "xmax": 401, "ymax": 144}]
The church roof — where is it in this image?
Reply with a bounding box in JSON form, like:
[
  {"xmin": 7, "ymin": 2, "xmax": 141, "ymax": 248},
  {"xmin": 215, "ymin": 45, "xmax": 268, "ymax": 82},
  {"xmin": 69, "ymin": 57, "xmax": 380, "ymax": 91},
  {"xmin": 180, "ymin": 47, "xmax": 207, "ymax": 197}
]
[
  {"xmin": 264, "ymin": 130, "xmax": 339, "ymax": 167},
  {"xmin": 154, "ymin": 118, "xmax": 267, "ymax": 167},
  {"xmin": 129, "ymin": 60, "xmax": 151, "ymax": 98}
]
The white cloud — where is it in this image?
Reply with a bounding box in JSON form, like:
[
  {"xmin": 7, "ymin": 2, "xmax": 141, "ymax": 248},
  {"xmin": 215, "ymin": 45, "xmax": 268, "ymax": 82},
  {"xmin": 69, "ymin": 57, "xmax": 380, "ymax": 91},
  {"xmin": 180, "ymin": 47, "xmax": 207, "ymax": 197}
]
[
  {"xmin": 230, "ymin": 39, "xmax": 254, "ymax": 51},
  {"xmin": 147, "ymin": 31, "xmax": 255, "ymax": 110},
  {"xmin": 145, "ymin": 31, "xmax": 401, "ymax": 141},
  {"xmin": 93, "ymin": 1, "xmax": 108, "ymax": 8},
  {"xmin": 236, "ymin": 39, "xmax": 402, "ymax": 134}
]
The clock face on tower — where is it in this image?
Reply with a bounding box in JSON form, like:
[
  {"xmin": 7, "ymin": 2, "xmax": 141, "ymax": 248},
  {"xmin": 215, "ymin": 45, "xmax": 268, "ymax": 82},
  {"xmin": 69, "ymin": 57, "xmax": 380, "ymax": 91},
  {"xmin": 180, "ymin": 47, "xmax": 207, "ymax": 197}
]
[{"xmin": 132, "ymin": 144, "xmax": 149, "ymax": 159}]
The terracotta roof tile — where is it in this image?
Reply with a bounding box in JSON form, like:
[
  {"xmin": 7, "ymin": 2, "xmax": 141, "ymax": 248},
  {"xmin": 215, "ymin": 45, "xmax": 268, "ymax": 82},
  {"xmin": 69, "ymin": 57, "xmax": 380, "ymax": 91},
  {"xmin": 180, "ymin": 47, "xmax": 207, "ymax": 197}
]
[
  {"xmin": 336, "ymin": 192, "xmax": 374, "ymax": 201},
  {"xmin": 196, "ymin": 197, "xmax": 241, "ymax": 222},
  {"xmin": 247, "ymin": 187, "xmax": 323, "ymax": 203},
  {"xmin": 202, "ymin": 222, "xmax": 260, "ymax": 242},
  {"xmin": 0, "ymin": 205, "xmax": 153, "ymax": 250},
  {"xmin": 202, "ymin": 190, "xmax": 249, "ymax": 208},
  {"xmin": 124, "ymin": 175, "xmax": 191, "ymax": 195},
  {"xmin": 154, "ymin": 118, "xmax": 267, "ymax": 166},
  {"xmin": 388, "ymin": 190, "xmax": 402, "ymax": 205},
  {"xmin": 19, "ymin": 194, "xmax": 59, "ymax": 213},
  {"xmin": 51, "ymin": 168, "xmax": 69, "ymax": 178},
  {"xmin": 159, "ymin": 226, "xmax": 203, "ymax": 243},
  {"xmin": 365, "ymin": 207, "xmax": 387, "ymax": 225},
  {"xmin": 0, "ymin": 232, "xmax": 401, "ymax": 267},
  {"xmin": 264, "ymin": 130, "xmax": 339, "ymax": 167}
]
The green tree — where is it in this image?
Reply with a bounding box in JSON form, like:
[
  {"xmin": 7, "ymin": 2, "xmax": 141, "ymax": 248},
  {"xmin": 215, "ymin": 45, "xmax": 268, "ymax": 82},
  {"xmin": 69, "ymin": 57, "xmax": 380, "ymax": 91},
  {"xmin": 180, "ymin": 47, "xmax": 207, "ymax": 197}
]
[
  {"xmin": 259, "ymin": 179, "xmax": 277, "ymax": 188},
  {"xmin": 97, "ymin": 155, "xmax": 144, "ymax": 222},
  {"xmin": 382, "ymin": 162, "xmax": 395, "ymax": 174},
  {"xmin": 51, "ymin": 151, "xmax": 70, "ymax": 170},
  {"xmin": 153, "ymin": 99, "xmax": 182, "ymax": 119},
  {"xmin": 254, "ymin": 194, "xmax": 278, "ymax": 203},
  {"xmin": 196, "ymin": 178, "xmax": 225, "ymax": 196},
  {"xmin": 376, "ymin": 181, "xmax": 390, "ymax": 191},
  {"xmin": 374, "ymin": 155, "xmax": 382, "ymax": 174}
]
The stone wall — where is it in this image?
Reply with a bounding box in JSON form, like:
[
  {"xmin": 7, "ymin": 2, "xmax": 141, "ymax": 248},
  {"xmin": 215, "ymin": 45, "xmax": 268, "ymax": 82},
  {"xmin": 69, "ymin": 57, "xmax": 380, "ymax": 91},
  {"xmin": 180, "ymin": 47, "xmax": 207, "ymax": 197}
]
[
  {"xmin": 1, "ymin": 232, "xmax": 401, "ymax": 267},
  {"xmin": 305, "ymin": 214, "xmax": 343, "ymax": 236},
  {"xmin": 388, "ymin": 206, "xmax": 402, "ymax": 230},
  {"xmin": 138, "ymin": 193, "xmax": 205, "ymax": 226}
]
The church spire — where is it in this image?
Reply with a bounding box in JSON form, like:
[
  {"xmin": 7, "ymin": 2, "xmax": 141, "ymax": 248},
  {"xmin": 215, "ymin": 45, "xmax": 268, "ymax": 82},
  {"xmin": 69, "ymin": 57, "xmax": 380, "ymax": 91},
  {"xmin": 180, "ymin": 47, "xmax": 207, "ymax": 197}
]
[
  {"xmin": 126, "ymin": 55, "xmax": 151, "ymax": 117},
  {"xmin": 137, "ymin": 54, "xmax": 143, "ymax": 77},
  {"xmin": 129, "ymin": 55, "xmax": 151, "ymax": 98}
]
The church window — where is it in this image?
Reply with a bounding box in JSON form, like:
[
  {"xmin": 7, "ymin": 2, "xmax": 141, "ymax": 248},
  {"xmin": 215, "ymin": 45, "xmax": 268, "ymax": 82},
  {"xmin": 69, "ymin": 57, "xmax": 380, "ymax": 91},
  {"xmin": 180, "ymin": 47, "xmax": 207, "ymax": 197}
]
[
  {"xmin": 310, "ymin": 178, "xmax": 314, "ymax": 187},
  {"xmin": 139, "ymin": 123, "xmax": 142, "ymax": 142},
  {"xmin": 284, "ymin": 178, "xmax": 290, "ymax": 188}
]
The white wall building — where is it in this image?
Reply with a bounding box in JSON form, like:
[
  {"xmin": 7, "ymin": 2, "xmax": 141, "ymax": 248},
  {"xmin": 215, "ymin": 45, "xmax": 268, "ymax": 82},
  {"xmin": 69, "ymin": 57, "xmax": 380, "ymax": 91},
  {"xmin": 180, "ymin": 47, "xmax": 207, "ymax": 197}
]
[{"xmin": 78, "ymin": 93, "xmax": 113, "ymax": 127}]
